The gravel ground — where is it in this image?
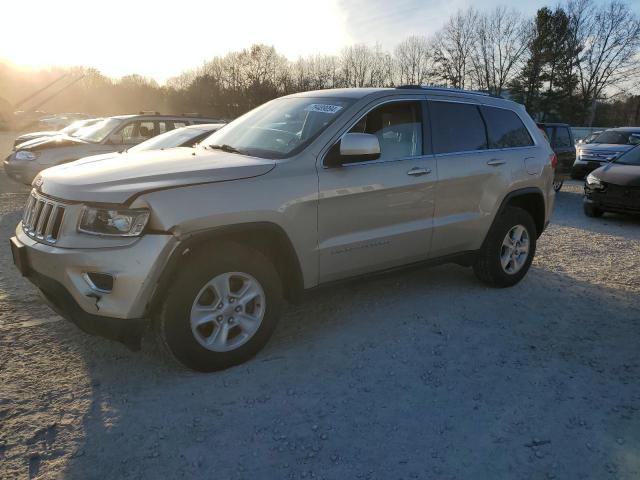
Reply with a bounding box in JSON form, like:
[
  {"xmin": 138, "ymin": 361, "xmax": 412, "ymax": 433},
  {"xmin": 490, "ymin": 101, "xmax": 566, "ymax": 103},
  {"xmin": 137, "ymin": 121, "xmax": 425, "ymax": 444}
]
[{"xmin": 1, "ymin": 132, "xmax": 639, "ymax": 479}]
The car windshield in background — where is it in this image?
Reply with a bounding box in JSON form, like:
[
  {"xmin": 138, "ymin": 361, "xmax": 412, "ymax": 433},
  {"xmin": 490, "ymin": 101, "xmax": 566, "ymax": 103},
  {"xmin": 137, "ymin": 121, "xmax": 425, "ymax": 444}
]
[
  {"xmin": 129, "ymin": 127, "xmax": 207, "ymax": 152},
  {"xmin": 592, "ymin": 130, "xmax": 640, "ymax": 145},
  {"xmin": 614, "ymin": 146, "xmax": 640, "ymax": 166},
  {"xmin": 74, "ymin": 118, "xmax": 121, "ymax": 143},
  {"xmin": 203, "ymin": 97, "xmax": 355, "ymax": 159},
  {"xmin": 61, "ymin": 119, "xmax": 91, "ymax": 135}
]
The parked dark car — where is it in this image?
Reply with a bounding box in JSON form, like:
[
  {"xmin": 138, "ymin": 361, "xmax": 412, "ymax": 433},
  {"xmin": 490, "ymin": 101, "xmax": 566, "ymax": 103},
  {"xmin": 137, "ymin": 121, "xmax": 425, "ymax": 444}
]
[
  {"xmin": 572, "ymin": 127, "xmax": 640, "ymax": 180},
  {"xmin": 537, "ymin": 122, "xmax": 575, "ymax": 191},
  {"xmin": 583, "ymin": 145, "xmax": 640, "ymax": 217}
]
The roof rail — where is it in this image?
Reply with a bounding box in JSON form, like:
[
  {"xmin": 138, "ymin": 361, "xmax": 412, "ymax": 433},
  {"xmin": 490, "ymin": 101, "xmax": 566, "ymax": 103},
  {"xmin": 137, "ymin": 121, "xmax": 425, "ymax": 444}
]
[
  {"xmin": 139, "ymin": 110, "xmax": 161, "ymax": 115},
  {"xmin": 396, "ymin": 85, "xmax": 494, "ymax": 97},
  {"xmin": 181, "ymin": 112, "xmax": 201, "ymax": 117}
]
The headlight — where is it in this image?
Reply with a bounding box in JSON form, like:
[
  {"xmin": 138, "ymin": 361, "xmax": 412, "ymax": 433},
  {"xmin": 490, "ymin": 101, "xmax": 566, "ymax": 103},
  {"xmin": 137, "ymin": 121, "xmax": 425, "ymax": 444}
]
[
  {"xmin": 15, "ymin": 150, "xmax": 37, "ymax": 161},
  {"xmin": 586, "ymin": 172, "xmax": 604, "ymax": 190},
  {"xmin": 78, "ymin": 206, "xmax": 150, "ymax": 236}
]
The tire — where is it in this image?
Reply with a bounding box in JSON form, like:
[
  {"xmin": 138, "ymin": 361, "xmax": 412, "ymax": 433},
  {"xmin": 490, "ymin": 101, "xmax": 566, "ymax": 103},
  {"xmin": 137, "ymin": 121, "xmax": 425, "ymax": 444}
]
[
  {"xmin": 155, "ymin": 242, "xmax": 283, "ymax": 372},
  {"xmin": 583, "ymin": 203, "xmax": 603, "ymax": 218},
  {"xmin": 473, "ymin": 206, "xmax": 537, "ymax": 288},
  {"xmin": 552, "ymin": 179, "xmax": 564, "ymax": 192}
]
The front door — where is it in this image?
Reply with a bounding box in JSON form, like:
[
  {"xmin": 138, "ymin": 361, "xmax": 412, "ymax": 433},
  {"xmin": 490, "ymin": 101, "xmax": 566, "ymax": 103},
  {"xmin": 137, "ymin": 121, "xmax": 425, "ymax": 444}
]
[{"xmin": 317, "ymin": 100, "xmax": 437, "ymax": 283}]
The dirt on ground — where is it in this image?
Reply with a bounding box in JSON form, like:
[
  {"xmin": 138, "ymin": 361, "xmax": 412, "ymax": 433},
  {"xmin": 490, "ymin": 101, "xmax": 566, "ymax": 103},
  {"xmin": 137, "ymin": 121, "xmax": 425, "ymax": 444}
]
[{"xmin": 1, "ymin": 134, "xmax": 639, "ymax": 479}]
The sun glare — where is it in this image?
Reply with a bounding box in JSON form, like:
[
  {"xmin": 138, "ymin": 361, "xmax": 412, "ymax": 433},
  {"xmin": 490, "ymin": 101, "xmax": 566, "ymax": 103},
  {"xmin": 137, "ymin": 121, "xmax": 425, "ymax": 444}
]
[{"xmin": 0, "ymin": 0, "xmax": 352, "ymax": 82}]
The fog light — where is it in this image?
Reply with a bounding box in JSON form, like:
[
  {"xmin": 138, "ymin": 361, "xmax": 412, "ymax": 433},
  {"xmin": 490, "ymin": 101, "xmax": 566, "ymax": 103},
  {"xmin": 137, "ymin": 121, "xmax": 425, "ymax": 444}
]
[{"xmin": 83, "ymin": 272, "xmax": 114, "ymax": 293}]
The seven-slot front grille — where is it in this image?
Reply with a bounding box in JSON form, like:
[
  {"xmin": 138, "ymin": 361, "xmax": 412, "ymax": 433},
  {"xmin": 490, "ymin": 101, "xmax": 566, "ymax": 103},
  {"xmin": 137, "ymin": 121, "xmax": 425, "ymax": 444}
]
[{"xmin": 22, "ymin": 191, "xmax": 66, "ymax": 243}]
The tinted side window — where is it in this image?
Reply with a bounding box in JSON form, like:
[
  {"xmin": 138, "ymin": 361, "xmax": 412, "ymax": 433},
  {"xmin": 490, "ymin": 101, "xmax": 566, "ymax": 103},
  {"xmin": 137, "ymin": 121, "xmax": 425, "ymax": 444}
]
[
  {"xmin": 348, "ymin": 101, "xmax": 423, "ymax": 161},
  {"xmin": 429, "ymin": 101, "xmax": 487, "ymax": 154},
  {"xmin": 554, "ymin": 127, "xmax": 572, "ymax": 148},
  {"xmin": 482, "ymin": 106, "xmax": 533, "ymax": 148}
]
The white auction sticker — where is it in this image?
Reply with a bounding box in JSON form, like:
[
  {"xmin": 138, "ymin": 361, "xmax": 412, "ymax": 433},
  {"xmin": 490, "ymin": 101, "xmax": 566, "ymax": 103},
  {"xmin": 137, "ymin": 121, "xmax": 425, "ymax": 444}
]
[{"xmin": 305, "ymin": 104, "xmax": 343, "ymax": 114}]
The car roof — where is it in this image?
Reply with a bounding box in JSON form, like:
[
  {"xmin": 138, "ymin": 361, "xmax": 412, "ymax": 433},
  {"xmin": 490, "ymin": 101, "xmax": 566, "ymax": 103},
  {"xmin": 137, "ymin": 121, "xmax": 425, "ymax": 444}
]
[
  {"xmin": 108, "ymin": 114, "xmax": 222, "ymax": 121},
  {"xmin": 184, "ymin": 123, "xmax": 225, "ymax": 130},
  {"xmin": 605, "ymin": 127, "xmax": 640, "ymax": 132},
  {"xmin": 286, "ymin": 86, "xmax": 519, "ymax": 108},
  {"xmin": 537, "ymin": 122, "xmax": 571, "ymax": 127},
  {"xmin": 288, "ymin": 88, "xmax": 392, "ymax": 99}
]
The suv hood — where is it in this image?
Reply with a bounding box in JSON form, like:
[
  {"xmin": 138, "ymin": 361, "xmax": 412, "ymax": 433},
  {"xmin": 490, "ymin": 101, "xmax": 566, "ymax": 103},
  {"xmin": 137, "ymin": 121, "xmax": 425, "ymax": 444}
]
[
  {"xmin": 38, "ymin": 147, "xmax": 276, "ymax": 204},
  {"xmin": 16, "ymin": 134, "xmax": 89, "ymax": 151}
]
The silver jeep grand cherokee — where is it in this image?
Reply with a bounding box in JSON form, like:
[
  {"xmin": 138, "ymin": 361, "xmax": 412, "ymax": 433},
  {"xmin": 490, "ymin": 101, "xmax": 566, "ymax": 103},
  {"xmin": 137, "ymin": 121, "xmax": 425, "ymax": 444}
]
[{"xmin": 10, "ymin": 87, "xmax": 556, "ymax": 372}]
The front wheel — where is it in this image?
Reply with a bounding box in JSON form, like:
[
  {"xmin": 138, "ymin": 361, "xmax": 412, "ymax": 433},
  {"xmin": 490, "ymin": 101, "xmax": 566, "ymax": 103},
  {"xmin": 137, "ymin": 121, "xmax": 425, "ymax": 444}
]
[
  {"xmin": 583, "ymin": 203, "xmax": 603, "ymax": 218},
  {"xmin": 155, "ymin": 242, "xmax": 283, "ymax": 372},
  {"xmin": 473, "ymin": 206, "xmax": 537, "ymax": 288}
]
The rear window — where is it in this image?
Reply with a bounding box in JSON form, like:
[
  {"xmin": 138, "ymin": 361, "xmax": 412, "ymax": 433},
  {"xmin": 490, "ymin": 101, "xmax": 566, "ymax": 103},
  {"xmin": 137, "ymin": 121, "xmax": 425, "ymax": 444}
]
[
  {"xmin": 554, "ymin": 127, "xmax": 572, "ymax": 148},
  {"xmin": 482, "ymin": 106, "xmax": 533, "ymax": 148},
  {"xmin": 429, "ymin": 101, "xmax": 487, "ymax": 154}
]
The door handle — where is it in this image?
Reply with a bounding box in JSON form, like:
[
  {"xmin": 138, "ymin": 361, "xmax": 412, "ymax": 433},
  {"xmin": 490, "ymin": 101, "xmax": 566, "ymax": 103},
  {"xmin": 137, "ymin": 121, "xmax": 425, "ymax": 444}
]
[
  {"xmin": 407, "ymin": 167, "xmax": 431, "ymax": 177},
  {"xmin": 487, "ymin": 159, "xmax": 506, "ymax": 166}
]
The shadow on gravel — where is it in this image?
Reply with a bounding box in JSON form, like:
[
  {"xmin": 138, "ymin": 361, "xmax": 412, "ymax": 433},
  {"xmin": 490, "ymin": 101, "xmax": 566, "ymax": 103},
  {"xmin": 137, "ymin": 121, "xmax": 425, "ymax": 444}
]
[{"xmin": 59, "ymin": 262, "xmax": 640, "ymax": 479}]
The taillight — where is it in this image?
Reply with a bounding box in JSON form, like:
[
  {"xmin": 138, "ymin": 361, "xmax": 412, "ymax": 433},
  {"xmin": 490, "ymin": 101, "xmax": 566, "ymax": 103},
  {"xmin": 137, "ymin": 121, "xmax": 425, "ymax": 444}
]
[{"xmin": 550, "ymin": 153, "xmax": 558, "ymax": 169}]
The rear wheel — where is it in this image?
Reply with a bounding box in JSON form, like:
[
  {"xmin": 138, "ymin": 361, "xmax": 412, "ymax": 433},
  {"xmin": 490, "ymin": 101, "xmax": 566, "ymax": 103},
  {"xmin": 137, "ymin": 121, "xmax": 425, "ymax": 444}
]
[
  {"xmin": 583, "ymin": 203, "xmax": 603, "ymax": 218},
  {"xmin": 155, "ymin": 242, "xmax": 283, "ymax": 372},
  {"xmin": 473, "ymin": 206, "xmax": 537, "ymax": 288},
  {"xmin": 552, "ymin": 179, "xmax": 564, "ymax": 192}
]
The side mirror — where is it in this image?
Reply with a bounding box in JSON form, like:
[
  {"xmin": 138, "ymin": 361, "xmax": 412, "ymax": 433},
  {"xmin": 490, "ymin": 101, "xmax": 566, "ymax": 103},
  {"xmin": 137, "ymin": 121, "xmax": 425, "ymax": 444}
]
[
  {"xmin": 108, "ymin": 132, "xmax": 124, "ymax": 145},
  {"xmin": 324, "ymin": 133, "xmax": 381, "ymax": 167}
]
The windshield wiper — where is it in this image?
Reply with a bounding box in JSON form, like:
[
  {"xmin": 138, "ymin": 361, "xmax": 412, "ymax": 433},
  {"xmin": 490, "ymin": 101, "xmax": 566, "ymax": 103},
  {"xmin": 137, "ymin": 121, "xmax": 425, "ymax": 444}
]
[{"xmin": 208, "ymin": 144, "xmax": 243, "ymax": 154}]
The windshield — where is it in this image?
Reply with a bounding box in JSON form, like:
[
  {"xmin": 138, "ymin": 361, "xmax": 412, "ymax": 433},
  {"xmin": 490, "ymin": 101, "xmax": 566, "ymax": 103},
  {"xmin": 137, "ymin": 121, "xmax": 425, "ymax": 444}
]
[
  {"xmin": 61, "ymin": 119, "xmax": 89, "ymax": 135},
  {"xmin": 592, "ymin": 130, "xmax": 640, "ymax": 145},
  {"xmin": 202, "ymin": 97, "xmax": 355, "ymax": 159},
  {"xmin": 129, "ymin": 127, "xmax": 215, "ymax": 152},
  {"xmin": 74, "ymin": 118, "xmax": 122, "ymax": 143},
  {"xmin": 614, "ymin": 145, "xmax": 640, "ymax": 166}
]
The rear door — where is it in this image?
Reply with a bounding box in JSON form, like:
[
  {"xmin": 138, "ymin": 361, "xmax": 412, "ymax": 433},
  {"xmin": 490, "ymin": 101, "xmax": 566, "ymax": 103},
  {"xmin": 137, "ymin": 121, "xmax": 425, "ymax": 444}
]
[
  {"xmin": 428, "ymin": 99, "xmax": 504, "ymax": 257},
  {"xmin": 317, "ymin": 99, "xmax": 437, "ymax": 282},
  {"xmin": 429, "ymin": 101, "xmax": 536, "ymax": 258},
  {"xmin": 550, "ymin": 126, "xmax": 575, "ymax": 177}
]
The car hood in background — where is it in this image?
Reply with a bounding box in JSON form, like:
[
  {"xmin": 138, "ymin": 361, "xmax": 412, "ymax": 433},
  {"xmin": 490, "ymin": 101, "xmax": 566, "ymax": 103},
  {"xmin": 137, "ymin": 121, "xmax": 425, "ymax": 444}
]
[
  {"xmin": 593, "ymin": 162, "xmax": 640, "ymax": 187},
  {"xmin": 579, "ymin": 143, "xmax": 634, "ymax": 155},
  {"xmin": 15, "ymin": 131, "xmax": 60, "ymax": 141},
  {"xmin": 16, "ymin": 134, "xmax": 90, "ymax": 151},
  {"xmin": 38, "ymin": 147, "xmax": 276, "ymax": 204}
]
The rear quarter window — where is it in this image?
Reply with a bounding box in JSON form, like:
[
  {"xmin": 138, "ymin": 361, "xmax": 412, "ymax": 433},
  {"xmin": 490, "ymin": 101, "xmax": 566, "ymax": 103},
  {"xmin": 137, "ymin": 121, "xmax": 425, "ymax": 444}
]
[{"xmin": 482, "ymin": 106, "xmax": 533, "ymax": 149}]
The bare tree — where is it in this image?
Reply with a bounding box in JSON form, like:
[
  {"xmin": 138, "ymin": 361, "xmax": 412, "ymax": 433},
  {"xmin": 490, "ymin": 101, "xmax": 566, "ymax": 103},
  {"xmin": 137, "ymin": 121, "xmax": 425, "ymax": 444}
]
[
  {"xmin": 568, "ymin": 0, "xmax": 640, "ymax": 124},
  {"xmin": 470, "ymin": 7, "xmax": 530, "ymax": 95},
  {"xmin": 394, "ymin": 36, "xmax": 432, "ymax": 85},
  {"xmin": 341, "ymin": 44, "xmax": 374, "ymax": 87},
  {"xmin": 432, "ymin": 8, "xmax": 479, "ymax": 88}
]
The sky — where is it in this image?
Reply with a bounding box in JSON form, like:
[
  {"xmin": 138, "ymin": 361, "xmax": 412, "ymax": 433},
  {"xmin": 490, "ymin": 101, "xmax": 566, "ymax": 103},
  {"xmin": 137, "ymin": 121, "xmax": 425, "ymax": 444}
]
[{"xmin": 1, "ymin": 0, "xmax": 639, "ymax": 83}]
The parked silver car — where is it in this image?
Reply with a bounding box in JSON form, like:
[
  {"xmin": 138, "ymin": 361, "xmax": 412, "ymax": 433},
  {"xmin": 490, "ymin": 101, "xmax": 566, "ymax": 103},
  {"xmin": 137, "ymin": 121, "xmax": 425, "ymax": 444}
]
[
  {"xmin": 10, "ymin": 87, "xmax": 555, "ymax": 371},
  {"xmin": 13, "ymin": 118, "xmax": 103, "ymax": 148},
  {"xmin": 3, "ymin": 113, "xmax": 223, "ymax": 184},
  {"xmin": 74, "ymin": 123, "xmax": 225, "ymax": 164}
]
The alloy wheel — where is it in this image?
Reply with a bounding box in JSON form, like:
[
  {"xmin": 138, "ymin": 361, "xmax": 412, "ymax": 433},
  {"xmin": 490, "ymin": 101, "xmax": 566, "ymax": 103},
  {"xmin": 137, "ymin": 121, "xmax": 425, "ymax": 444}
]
[
  {"xmin": 500, "ymin": 225, "xmax": 530, "ymax": 274},
  {"xmin": 189, "ymin": 272, "xmax": 266, "ymax": 352}
]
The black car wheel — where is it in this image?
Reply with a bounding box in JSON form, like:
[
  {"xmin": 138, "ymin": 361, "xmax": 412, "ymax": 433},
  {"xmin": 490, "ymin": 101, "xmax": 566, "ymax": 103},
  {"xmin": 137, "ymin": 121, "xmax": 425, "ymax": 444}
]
[{"xmin": 583, "ymin": 203, "xmax": 603, "ymax": 218}]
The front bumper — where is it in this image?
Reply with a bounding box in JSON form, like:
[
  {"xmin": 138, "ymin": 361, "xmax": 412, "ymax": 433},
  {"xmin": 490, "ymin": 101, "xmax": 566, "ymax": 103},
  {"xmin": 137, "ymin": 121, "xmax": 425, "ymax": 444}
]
[
  {"xmin": 584, "ymin": 186, "xmax": 640, "ymax": 215},
  {"xmin": 3, "ymin": 156, "xmax": 40, "ymax": 185},
  {"xmin": 11, "ymin": 226, "xmax": 177, "ymax": 346}
]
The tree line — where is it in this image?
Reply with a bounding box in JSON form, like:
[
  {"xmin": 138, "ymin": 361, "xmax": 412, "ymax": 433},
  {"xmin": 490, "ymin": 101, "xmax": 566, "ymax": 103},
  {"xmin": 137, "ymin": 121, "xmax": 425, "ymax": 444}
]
[{"xmin": 1, "ymin": 0, "xmax": 638, "ymax": 128}]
